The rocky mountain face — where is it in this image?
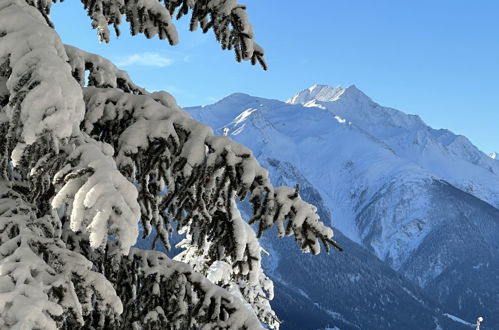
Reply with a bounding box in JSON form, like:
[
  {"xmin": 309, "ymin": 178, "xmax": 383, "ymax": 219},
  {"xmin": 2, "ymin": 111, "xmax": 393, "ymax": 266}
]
[{"xmin": 185, "ymin": 85, "xmax": 498, "ymax": 329}]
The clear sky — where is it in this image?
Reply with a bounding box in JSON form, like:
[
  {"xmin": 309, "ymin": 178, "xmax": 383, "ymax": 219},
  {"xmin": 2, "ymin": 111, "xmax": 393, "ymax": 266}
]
[{"xmin": 51, "ymin": 0, "xmax": 499, "ymax": 154}]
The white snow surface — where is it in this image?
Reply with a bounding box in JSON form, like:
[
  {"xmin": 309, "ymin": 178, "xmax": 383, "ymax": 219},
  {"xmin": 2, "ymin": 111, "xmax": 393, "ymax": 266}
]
[
  {"xmin": 52, "ymin": 139, "xmax": 141, "ymax": 255},
  {"xmin": 443, "ymin": 313, "xmax": 475, "ymax": 327},
  {"xmin": 186, "ymin": 85, "xmax": 499, "ymax": 270},
  {"xmin": 0, "ymin": 0, "xmax": 84, "ymax": 148},
  {"xmin": 286, "ymin": 84, "xmax": 345, "ymax": 104}
]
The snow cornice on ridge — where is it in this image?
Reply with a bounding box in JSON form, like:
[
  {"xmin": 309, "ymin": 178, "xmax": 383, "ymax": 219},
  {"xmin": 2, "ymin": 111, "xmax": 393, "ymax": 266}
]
[{"xmin": 286, "ymin": 84, "xmax": 377, "ymax": 106}]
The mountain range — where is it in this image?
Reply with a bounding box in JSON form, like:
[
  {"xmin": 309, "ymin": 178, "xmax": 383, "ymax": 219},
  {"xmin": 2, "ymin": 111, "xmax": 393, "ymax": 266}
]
[{"xmin": 185, "ymin": 85, "xmax": 499, "ymax": 329}]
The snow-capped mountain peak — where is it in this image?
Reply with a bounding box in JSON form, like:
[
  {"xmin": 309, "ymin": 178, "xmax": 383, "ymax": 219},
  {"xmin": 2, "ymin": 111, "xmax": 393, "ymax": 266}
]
[
  {"xmin": 286, "ymin": 85, "xmax": 499, "ymax": 199},
  {"xmin": 286, "ymin": 84, "xmax": 375, "ymax": 106},
  {"xmin": 190, "ymin": 86, "xmax": 499, "ymax": 210},
  {"xmin": 286, "ymin": 84, "xmax": 346, "ymax": 104},
  {"xmin": 490, "ymin": 152, "xmax": 497, "ymax": 159}
]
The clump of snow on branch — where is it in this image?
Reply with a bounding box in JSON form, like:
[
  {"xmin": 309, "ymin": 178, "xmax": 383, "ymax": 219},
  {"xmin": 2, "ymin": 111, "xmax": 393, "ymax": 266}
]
[
  {"xmin": 0, "ymin": 183, "xmax": 122, "ymax": 329},
  {"xmin": 51, "ymin": 137, "xmax": 140, "ymax": 255},
  {"xmin": 65, "ymin": 45, "xmax": 145, "ymax": 93},
  {"xmin": 0, "ymin": 0, "xmax": 84, "ymax": 164}
]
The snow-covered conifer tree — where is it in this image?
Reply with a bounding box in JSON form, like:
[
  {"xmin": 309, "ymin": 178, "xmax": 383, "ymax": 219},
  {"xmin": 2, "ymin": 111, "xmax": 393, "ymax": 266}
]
[{"xmin": 0, "ymin": 1, "xmax": 340, "ymax": 328}]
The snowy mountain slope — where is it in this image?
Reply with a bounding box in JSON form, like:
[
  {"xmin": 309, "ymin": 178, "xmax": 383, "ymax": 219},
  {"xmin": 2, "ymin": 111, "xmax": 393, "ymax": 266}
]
[
  {"xmin": 232, "ymin": 158, "xmax": 469, "ymax": 330},
  {"xmin": 400, "ymin": 181, "xmax": 499, "ymax": 325},
  {"xmin": 266, "ymin": 233, "xmax": 472, "ymax": 330},
  {"xmin": 257, "ymin": 159, "xmax": 471, "ymax": 330},
  {"xmin": 188, "ymin": 92, "xmax": 441, "ymax": 257},
  {"xmin": 187, "ymin": 87, "xmax": 499, "ymax": 267},
  {"xmin": 185, "ymin": 87, "xmax": 499, "ymax": 329},
  {"xmin": 354, "ymin": 176, "xmax": 499, "ymax": 326},
  {"xmin": 288, "ymin": 85, "xmax": 499, "ymax": 207}
]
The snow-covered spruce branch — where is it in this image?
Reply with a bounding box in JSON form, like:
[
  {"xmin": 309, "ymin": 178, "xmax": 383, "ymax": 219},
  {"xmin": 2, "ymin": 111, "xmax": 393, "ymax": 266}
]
[
  {"xmin": 0, "ymin": 182, "xmax": 262, "ymax": 329},
  {"xmin": 8, "ymin": 137, "xmax": 270, "ymax": 328},
  {"xmin": 78, "ymin": 0, "xmax": 266, "ymax": 69},
  {"xmin": 175, "ymin": 231, "xmax": 279, "ymax": 328},
  {"xmin": 80, "ymin": 85, "xmax": 339, "ymax": 255},
  {"xmin": 99, "ymin": 243, "xmax": 263, "ymax": 329},
  {"xmin": 0, "ymin": 0, "xmax": 84, "ymax": 178},
  {"xmin": 0, "ymin": 1, "xmax": 141, "ymax": 256},
  {"xmin": 21, "ymin": 0, "xmax": 268, "ymax": 70},
  {"xmin": 0, "ymin": 182, "xmax": 123, "ymax": 329},
  {"xmin": 59, "ymin": 225, "xmax": 264, "ymax": 329},
  {"xmin": 24, "ymin": 0, "xmax": 266, "ymax": 68},
  {"xmin": 65, "ymin": 45, "xmax": 145, "ymax": 94},
  {"xmin": 50, "ymin": 136, "xmax": 141, "ymax": 255}
]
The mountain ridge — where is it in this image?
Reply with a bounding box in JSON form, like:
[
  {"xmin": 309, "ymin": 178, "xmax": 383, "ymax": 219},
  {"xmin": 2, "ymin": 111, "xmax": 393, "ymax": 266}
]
[{"xmin": 185, "ymin": 85, "xmax": 498, "ymax": 329}]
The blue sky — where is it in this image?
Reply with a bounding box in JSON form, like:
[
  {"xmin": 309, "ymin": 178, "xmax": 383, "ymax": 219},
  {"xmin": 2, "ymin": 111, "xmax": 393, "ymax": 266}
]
[{"xmin": 51, "ymin": 0, "xmax": 499, "ymax": 154}]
